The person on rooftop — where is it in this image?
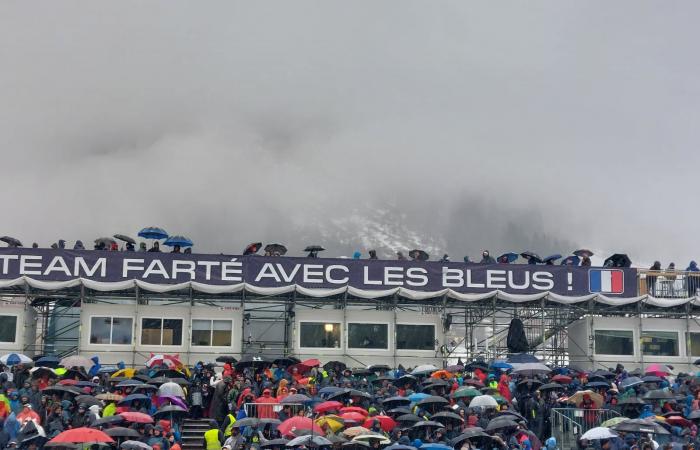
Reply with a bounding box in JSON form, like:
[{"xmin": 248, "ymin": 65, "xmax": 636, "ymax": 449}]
[
  {"xmin": 149, "ymin": 241, "xmax": 161, "ymax": 253},
  {"xmin": 480, "ymin": 250, "xmax": 496, "ymax": 264}
]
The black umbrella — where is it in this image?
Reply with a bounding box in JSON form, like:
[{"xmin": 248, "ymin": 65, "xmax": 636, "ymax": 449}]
[
  {"xmin": 351, "ymin": 367, "xmax": 374, "ymax": 377},
  {"xmin": 382, "ymin": 397, "xmax": 411, "ymax": 408},
  {"xmin": 574, "ymin": 249, "xmax": 594, "ymax": 258},
  {"xmin": 409, "ymin": 249, "xmax": 429, "ymax": 261},
  {"xmin": 304, "ymin": 245, "xmax": 325, "ymax": 252},
  {"xmin": 604, "ymin": 253, "xmax": 632, "ymax": 268},
  {"xmin": 114, "ymin": 234, "xmax": 136, "ymax": 245},
  {"xmin": 411, "ymin": 421, "xmax": 444, "ymax": 430},
  {"xmin": 494, "ymin": 410, "xmax": 526, "ymax": 421},
  {"xmin": 368, "ymin": 364, "xmax": 391, "ymax": 372},
  {"xmin": 94, "ymin": 415, "xmax": 126, "ymax": 426},
  {"xmin": 431, "ymin": 411, "xmax": 464, "ymax": 425},
  {"xmin": 450, "ymin": 429, "xmax": 491, "ymax": 448},
  {"xmin": 396, "ymin": 374, "xmax": 418, "ymax": 386},
  {"xmin": 387, "ymin": 407, "xmax": 413, "ymax": 417},
  {"xmin": 590, "ymin": 369, "xmax": 616, "ymax": 379},
  {"xmin": 417, "ymin": 396, "xmax": 449, "ymax": 409},
  {"xmin": 154, "ymin": 405, "xmax": 188, "ymax": 418},
  {"xmin": 41, "ymin": 385, "xmax": 82, "ymax": 396},
  {"xmin": 520, "ymin": 251, "xmax": 542, "ymax": 263},
  {"xmin": 644, "ymin": 389, "xmax": 673, "ymax": 400},
  {"xmin": 0, "ymin": 236, "xmax": 22, "ymax": 247},
  {"xmin": 272, "ymin": 357, "xmax": 301, "ymax": 367},
  {"xmin": 232, "ymin": 417, "xmax": 259, "ymax": 428},
  {"xmin": 235, "ymin": 355, "xmax": 273, "ymax": 370},
  {"xmin": 265, "ymin": 244, "xmax": 288, "ymax": 256},
  {"xmin": 31, "ymin": 367, "xmax": 58, "ymax": 379},
  {"xmin": 152, "ymin": 369, "xmax": 187, "ymax": 379},
  {"xmin": 94, "ymin": 237, "xmax": 117, "ymax": 247},
  {"xmin": 215, "ymin": 356, "xmax": 238, "ymax": 364},
  {"xmin": 244, "ymin": 242, "xmax": 262, "ymax": 255},
  {"xmin": 539, "ymin": 383, "xmax": 564, "ymax": 391},
  {"xmin": 260, "ymin": 439, "xmax": 289, "ymax": 449},
  {"xmin": 613, "ymin": 419, "xmax": 670, "ymax": 435},
  {"xmin": 322, "ymin": 360, "xmax": 347, "ymax": 371},
  {"xmin": 617, "ymin": 397, "xmax": 645, "ymax": 405},
  {"xmin": 371, "ymin": 376, "xmax": 395, "ymax": 386},
  {"xmin": 485, "ymin": 418, "xmax": 519, "ymax": 432},
  {"xmin": 585, "ymin": 381, "xmax": 611, "ymax": 390},
  {"xmin": 105, "ymin": 428, "xmax": 141, "ymax": 438},
  {"xmin": 75, "ymin": 395, "xmax": 102, "ymax": 407}
]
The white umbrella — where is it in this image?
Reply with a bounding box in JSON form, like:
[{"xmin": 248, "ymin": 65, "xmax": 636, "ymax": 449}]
[
  {"xmin": 468, "ymin": 395, "xmax": 499, "ymax": 408},
  {"xmin": 158, "ymin": 382, "xmax": 185, "ymax": 398},
  {"xmin": 0, "ymin": 353, "xmax": 33, "ymax": 366},
  {"xmin": 411, "ymin": 364, "xmax": 438, "ymax": 375},
  {"xmin": 60, "ymin": 355, "xmax": 94, "ymax": 370},
  {"xmin": 287, "ymin": 435, "xmax": 333, "ymax": 447},
  {"xmin": 581, "ymin": 427, "xmax": 618, "ymax": 440},
  {"xmin": 510, "ymin": 363, "xmax": 551, "ymax": 377},
  {"xmin": 352, "ymin": 434, "xmax": 392, "ymax": 445}
]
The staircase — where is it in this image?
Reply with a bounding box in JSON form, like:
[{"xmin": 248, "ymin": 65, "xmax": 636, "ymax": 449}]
[{"xmin": 181, "ymin": 419, "xmax": 214, "ymax": 450}]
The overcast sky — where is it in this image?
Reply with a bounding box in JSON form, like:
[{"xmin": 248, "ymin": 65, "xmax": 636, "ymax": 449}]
[{"xmin": 1, "ymin": 2, "xmax": 698, "ymax": 265}]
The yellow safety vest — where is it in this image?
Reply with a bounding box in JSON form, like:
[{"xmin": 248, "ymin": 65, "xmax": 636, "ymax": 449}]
[
  {"xmin": 204, "ymin": 429, "xmax": 222, "ymax": 450},
  {"xmin": 224, "ymin": 414, "xmax": 236, "ymax": 437}
]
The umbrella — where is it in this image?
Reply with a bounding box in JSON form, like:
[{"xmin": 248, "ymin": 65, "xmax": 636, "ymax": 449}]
[
  {"xmin": 409, "ymin": 250, "xmax": 429, "ymax": 261},
  {"xmin": 490, "ymin": 361, "xmax": 513, "ymax": 370},
  {"xmin": 687, "ymin": 410, "xmax": 700, "ymax": 420},
  {"xmin": 163, "ymin": 235, "xmax": 193, "ymax": 247},
  {"xmin": 118, "ymin": 393, "xmax": 150, "ymax": 405},
  {"xmin": 60, "ymin": 355, "xmax": 94, "ymax": 370},
  {"xmin": 642, "ymin": 375, "xmax": 662, "ymax": 383},
  {"xmin": 645, "ymin": 364, "xmax": 673, "ymax": 376},
  {"xmin": 462, "ymin": 379, "xmax": 485, "ymax": 388},
  {"xmin": 0, "ymin": 236, "xmax": 22, "ymax": 247},
  {"xmin": 35, "ymin": 356, "xmax": 61, "ymax": 368},
  {"xmin": 419, "ymin": 445, "xmax": 452, "ymax": 450},
  {"xmin": 105, "ymin": 428, "xmax": 141, "ymax": 439},
  {"xmin": 368, "ymin": 364, "xmax": 391, "ymax": 372},
  {"xmin": 304, "ymin": 245, "xmax": 325, "ymax": 257},
  {"xmin": 411, "ymin": 421, "xmax": 444, "ymax": 430},
  {"xmin": 520, "ymin": 251, "xmax": 542, "ymax": 263},
  {"xmin": 94, "ymin": 237, "xmax": 117, "ymax": 247},
  {"xmin": 561, "ymin": 255, "xmax": 581, "ymax": 266},
  {"xmin": 451, "ymin": 387, "xmax": 480, "ymax": 399},
  {"xmin": 75, "ymin": 395, "xmax": 102, "ymax": 407},
  {"xmin": 0, "ymin": 353, "xmax": 32, "ymax": 366},
  {"xmin": 396, "ymin": 374, "xmax": 418, "ymax": 386},
  {"xmin": 18, "ymin": 421, "xmax": 46, "ymax": 446},
  {"xmin": 260, "ymin": 439, "xmax": 289, "ymax": 449},
  {"xmin": 620, "ymin": 377, "xmax": 644, "ymax": 389},
  {"xmin": 510, "ymin": 363, "xmax": 551, "ymax": 376},
  {"xmin": 322, "ymin": 361, "xmax": 346, "ymax": 371},
  {"xmin": 580, "ymin": 427, "xmax": 618, "ymax": 440},
  {"xmin": 396, "ymin": 414, "xmax": 422, "ymax": 424},
  {"xmin": 613, "ymin": 419, "xmax": 670, "ymax": 435},
  {"xmin": 497, "ymin": 252, "xmax": 519, "ymax": 263},
  {"xmin": 411, "ymin": 364, "xmax": 438, "ymax": 376},
  {"xmin": 281, "ymin": 394, "xmax": 311, "ymax": 404},
  {"xmin": 111, "ymin": 368, "xmax": 137, "ymax": 378},
  {"xmin": 41, "ymin": 385, "xmax": 82, "ymax": 396},
  {"xmin": 315, "ymin": 415, "xmax": 344, "ymax": 433},
  {"xmin": 121, "ymin": 441, "xmax": 153, "ymax": 450},
  {"xmin": 235, "ymin": 355, "xmax": 273, "ymax": 370},
  {"xmin": 485, "ymin": 418, "xmax": 519, "ymax": 432},
  {"xmin": 450, "ymin": 430, "xmax": 491, "ymax": 448},
  {"xmin": 265, "ymin": 243, "xmax": 288, "ymax": 256},
  {"xmin": 543, "ymin": 254, "xmax": 562, "ymax": 264},
  {"xmin": 416, "ymin": 396, "xmax": 449, "ymax": 409},
  {"xmin": 430, "ymin": 370, "xmax": 453, "ymax": 380},
  {"xmin": 314, "ymin": 401, "xmax": 344, "ymax": 414},
  {"xmin": 617, "ymin": 397, "xmax": 645, "ymax": 405},
  {"xmin": 539, "ymin": 383, "xmax": 565, "ymax": 391},
  {"xmin": 215, "ymin": 356, "xmax": 237, "ymax": 364},
  {"xmin": 551, "ymin": 374, "xmax": 572, "ymax": 384},
  {"xmin": 340, "ymin": 412, "xmax": 367, "ymax": 423},
  {"xmin": 278, "ymin": 417, "xmax": 324, "ymax": 436},
  {"xmin": 600, "ymin": 417, "xmax": 629, "ymax": 428},
  {"xmin": 567, "ymin": 390, "xmax": 604, "ymax": 408},
  {"xmin": 665, "ymin": 416, "xmax": 692, "ymax": 428},
  {"xmin": 153, "ymin": 405, "xmax": 188, "ymax": 418},
  {"xmin": 30, "ymin": 366, "xmax": 58, "ymax": 378},
  {"xmin": 363, "ymin": 416, "xmax": 397, "ymax": 432},
  {"xmin": 318, "ymin": 386, "xmax": 345, "ymax": 398},
  {"xmin": 385, "ymin": 446, "xmax": 416, "ymax": 450},
  {"xmin": 430, "ymin": 411, "xmax": 464, "ymax": 425},
  {"xmin": 644, "ymin": 390, "xmax": 673, "ymax": 400},
  {"xmin": 469, "ymin": 395, "xmax": 499, "ymax": 408},
  {"xmin": 352, "ymin": 435, "xmax": 391, "ymax": 445},
  {"xmin": 158, "ymin": 382, "xmax": 185, "ymax": 398},
  {"xmin": 157, "ymin": 395, "xmax": 188, "ymax": 409},
  {"xmin": 387, "ymin": 407, "xmax": 412, "ymax": 417},
  {"xmin": 342, "ymin": 427, "xmax": 371, "ymax": 438},
  {"xmin": 96, "ymin": 393, "xmax": 124, "ymax": 402},
  {"xmin": 287, "ymin": 435, "xmax": 333, "ymax": 447},
  {"xmin": 49, "ymin": 428, "xmax": 114, "ymax": 444},
  {"xmin": 138, "ymin": 227, "xmax": 168, "ymax": 240},
  {"xmin": 113, "ymin": 234, "xmax": 136, "ymax": 245},
  {"xmin": 93, "ymin": 416, "xmax": 125, "ymax": 427},
  {"xmin": 585, "ymin": 381, "xmax": 611, "ymax": 390},
  {"xmin": 574, "ymin": 249, "xmax": 594, "ymax": 258},
  {"xmin": 382, "ymin": 397, "xmax": 411, "ymax": 408},
  {"xmin": 119, "ymin": 412, "xmax": 154, "ymax": 424},
  {"xmin": 408, "ymin": 392, "xmax": 429, "ymax": 402},
  {"xmin": 604, "ymin": 253, "xmax": 632, "ymax": 268},
  {"xmin": 244, "ymin": 242, "xmax": 263, "ymax": 255}
]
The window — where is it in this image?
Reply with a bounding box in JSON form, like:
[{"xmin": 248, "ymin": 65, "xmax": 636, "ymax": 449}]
[
  {"xmin": 594, "ymin": 330, "xmax": 634, "ymax": 355},
  {"xmin": 299, "ymin": 322, "xmax": 341, "ymax": 348},
  {"xmin": 642, "ymin": 331, "xmax": 679, "ymax": 356},
  {"xmin": 0, "ymin": 316, "xmax": 17, "ymax": 343},
  {"xmin": 396, "ymin": 324, "xmax": 435, "ymax": 350},
  {"xmin": 687, "ymin": 332, "xmax": 700, "ymax": 356},
  {"xmin": 90, "ymin": 317, "xmax": 133, "ymax": 345},
  {"xmin": 141, "ymin": 318, "xmax": 183, "ymax": 346},
  {"xmin": 348, "ymin": 323, "xmax": 388, "ymax": 350},
  {"xmin": 192, "ymin": 319, "xmax": 232, "ymax": 347}
]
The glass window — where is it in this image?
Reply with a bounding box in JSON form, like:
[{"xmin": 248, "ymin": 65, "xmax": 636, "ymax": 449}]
[
  {"xmin": 90, "ymin": 317, "xmax": 132, "ymax": 345},
  {"xmin": 594, "ymin": 330, "xmax": 634, "ymax": 355},
  {"xmin": 192, "ymin": 319, "xmax": 232, "ymax": 347},
  {"xmin": 642, "ymin": 331, "xmax": 679, "ymax": 356},
  {"xmin": 300, "ymin": 322, "xmax": 341, "ymax": 348},
  {"xmin": 687, "ymin": 332, "xmax": 700, "ymax": 357},
  {"xmin": 0, "ymin": 316, "xmax": 18, "ymax": 343},
  {"xmin": 141, "ymin": 318, "xmax": 183, "ymax": 346},
  {"xmin": 396, "ymin": 324, "xmax": 435, "ymax": 350},
  {"xmin": 348, "ymin": 323, "xmax": 388, "ymax": 349}
]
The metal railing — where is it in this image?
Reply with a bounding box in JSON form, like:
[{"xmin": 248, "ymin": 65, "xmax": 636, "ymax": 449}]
[
  {"xmin": 550, "ymin": 408, "xmax": 620, "ymax": 450},
  {"xmin": 638, "ymin": 270, "xmax": 700, "ymax": 298},
  {"xmin": 243, "ymin": 402, "xmax": 304, "ymax": 419}
]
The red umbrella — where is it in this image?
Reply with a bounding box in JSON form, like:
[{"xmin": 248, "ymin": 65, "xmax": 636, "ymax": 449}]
[
  {"xmin": 363, "ymin": 415, "xmax": 397, "ymax": 432},
  {"xmin": 278, "ymin": 417, "xmax": 324, "ymax": 437},
  {"xmin": 58, "ymin": 379, "xmax": 79, "ymax": 386},
  {"xmin": 50, "ymin": 428, "xmax": 115, "ymax": 444},
  {"xmin": 302, "ymin": 358, "xmax": 321, "ymax": 367},
  {"xmin": 120, "ymin": 412, "xmax": 154, "ymax": 424},
  {"xmin": 666, "ymin": 416, "xmax": 692, "ymax": 428},
  {"xmin": 551, "ymin": 375, "xmax": 572, "ymax": 384},
  {"xmin": 463, "ymin": 379, "xmax": 484, "ymax": 388},
  {"xmin": 287, "ymin": 363, "xmax": 313, "ymax": 375},
  {"xmin": 339, "ymin": 406, "xmax": 369, "ymax": 417},
  {"xmin": 340, "ymin": 412, "xmax": 366, "ymax": 422},
  {"xmin": 314, "ymin": 401, "xmax": 344, "ymax": 414}
]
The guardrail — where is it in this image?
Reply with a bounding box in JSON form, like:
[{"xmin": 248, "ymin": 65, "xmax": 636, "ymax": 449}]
[
  {"xmin": 638, "ymin": 270, "xmax": 700, "ymax": 298},
  {"xmin": 243, "ymin": 402, "xmax": 304, "ymax": 419},
  {"xmin": 550, "ymin": 408, "xmax": 620, "ymax": 450}
]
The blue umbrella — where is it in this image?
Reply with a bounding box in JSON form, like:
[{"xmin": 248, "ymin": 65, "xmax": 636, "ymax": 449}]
[
  {"xmin": 117, "ymin": 379, "xmax": 143, "ymax": 387},
  {"xmin": 506, "ymin": 353, "xmax": 540, "ymax": 364},
  {"xmin": 119, "ymin": 393, "xmax": 151, "ymax": 404},
  {"xmin": 408, "ymin": 392, "xmax": 430, "ymax": 402},
  {"xmin": 0, "ymin": 353, "xmax": 32, "ymax": 366},
  {"xmin": 490, "ymin": 361, "xmax": 513, "ymax": 370},
  {"xmin": 497, "ymin": 252, "xmax": 519, "ymax": 263},
  {"xmin": 36, "ymin": 356, "xmax": 61, "ymax": 368},
  {"xmin": 619, "ymin": 376, "xmax": 643, "ymax": 389},
  {"xmin": 561, "ymin": 256, "xmax": 581, "ymax": 266},
  {"xmin": 163, "ymin": 235, "xmax": 193, "ymax": 247},
  {"xmin": 138, "ymin": 227, "xmax": 168, "ymax": 240},
  {"xmin": 543, "ymin": 254, "xmax": 562, "ymax": 264},
  {"xmin": 420, "ymin": 445, "xmax": 452, "ymax": 450}
]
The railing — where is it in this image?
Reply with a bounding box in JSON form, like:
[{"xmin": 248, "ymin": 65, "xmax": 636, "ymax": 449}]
[
  {"xmin": 243, "ymin": 402, "xmax": 304, "ymax": 419},
  {"xmin": 550, "ymin": 408, "xmax": 620, "ymax": 450},
  {"xmin": 638, "ymin": 270, "xmax": 700, "ymax": 298}
]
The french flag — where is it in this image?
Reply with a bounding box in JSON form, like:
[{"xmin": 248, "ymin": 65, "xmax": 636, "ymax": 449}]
[{"xmin": 589, "ymin": 269, "xmax": 624, "ymax": 294}]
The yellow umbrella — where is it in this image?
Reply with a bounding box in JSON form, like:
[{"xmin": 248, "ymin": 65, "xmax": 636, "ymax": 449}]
[
  {"xmin": 54, "ymin": 368, "xmax": 67, "ymax": 376},
  {"xmin": 111, "ymin": 368, "xmax": 136, "ymax": 378},
  {"xmin": 95, "ymin": 393, "xmax": 124, "ymax": 402},
  {"xmin": 316, "ymin": 415, "xmax": 345, "ymax": 433}
]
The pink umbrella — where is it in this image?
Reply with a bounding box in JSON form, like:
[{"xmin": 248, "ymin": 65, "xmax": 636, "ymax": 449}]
[
  {"xmin": 644, "ymin": 364, "xmax": 672, "ymax": 377},
  {"xmin": 157, "ymin": 395, "xmax": 188, "ymax": 409}
]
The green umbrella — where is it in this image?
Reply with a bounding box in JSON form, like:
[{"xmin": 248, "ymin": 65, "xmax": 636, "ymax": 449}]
[
  {"xmin": 601, "ymin": 417, "xmax": 629, "ymax": 428},
  {"xmin": 451, "ymin": 387, "xmax": 480, "ymax": 399}
]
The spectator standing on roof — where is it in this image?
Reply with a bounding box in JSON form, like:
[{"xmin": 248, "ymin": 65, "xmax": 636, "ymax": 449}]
[
  {"xmin": 648, "ymin": 261, "xmax": 661, "ymax": 296},
  {"xmin": 139, "ymin": 242, "xmax": 147, "ymax": 252},
  {"xmin": 368, "ymin": 250, "xmax": 378, "ymax": 260},
  {"xmin": 171, "ymin": 245, "xmax": 181, "ymax": 254},
  {"xmin": 687, "ymin": 261, "xmax": 699, "ymax": 297},
  {"xmin": 581, "ymin": 256, "xmax": 591, "ymax": 266},
  {"xmin": 149, "ymin": 242, "xmax": 161, "ymax": 252},
  {"xmin": 73, "ymin": 240, "xmax": 85, "ymax": 250},
  {"xmin": 480, "ymin": 251, "xmax": 496, "ymax": 264}
]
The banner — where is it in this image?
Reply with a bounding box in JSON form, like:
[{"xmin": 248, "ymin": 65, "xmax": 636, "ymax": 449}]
[{"xmin": 0, "ymin": 248, "xmax": 638, "ymax": 297}]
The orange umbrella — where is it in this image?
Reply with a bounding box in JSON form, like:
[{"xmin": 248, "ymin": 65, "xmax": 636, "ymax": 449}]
[{"xmin": 431, "ymin": 370, "xmax": 453, "ymax": 380}]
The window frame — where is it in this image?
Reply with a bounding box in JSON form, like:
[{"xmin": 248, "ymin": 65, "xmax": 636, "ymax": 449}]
[
  {"xmin": 395, "ymin": 322, "xmax": 436, "ymax": 352},
  {"xmin": 686, "ymin": 331, "xmax": 700, "ymax": 357},
  {"xmin": 87, "ymin": 315, "xmax": 134, "ymax": 346},
  {"xmin": 593, "ymin": 328, "xmax": 635, "ymax": 356},
  {"xmin": 0, "ymin": 313, "xmax": 19, "ymax": 344},
  {"xmin": 190, "ymin": 318, "xmax": 234, "ymax": 348},
  {"xmin": 140, "ymin": 317, "xmax": 184, "ymax": 347},
  {"xmin": 298, "ymin": 320, "xmax": 343, "ymax": 350},
  {"xmin": 641, "ymin": 329, "xmax": 680, "ymax": 357},
  {"xmin": 346, "ymin": 321, "xmax": 390, "ymax": 351}
]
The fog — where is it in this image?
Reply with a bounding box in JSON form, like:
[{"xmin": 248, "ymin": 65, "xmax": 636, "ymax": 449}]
[{"xmin": 1, "ymin": 1, "xmax": 698, "ymax": 265}]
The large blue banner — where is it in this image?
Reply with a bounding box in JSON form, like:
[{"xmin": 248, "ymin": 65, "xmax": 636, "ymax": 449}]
[{"xmin": 0, "ymin": 248, "xmax": 638, "ymax": 297}]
